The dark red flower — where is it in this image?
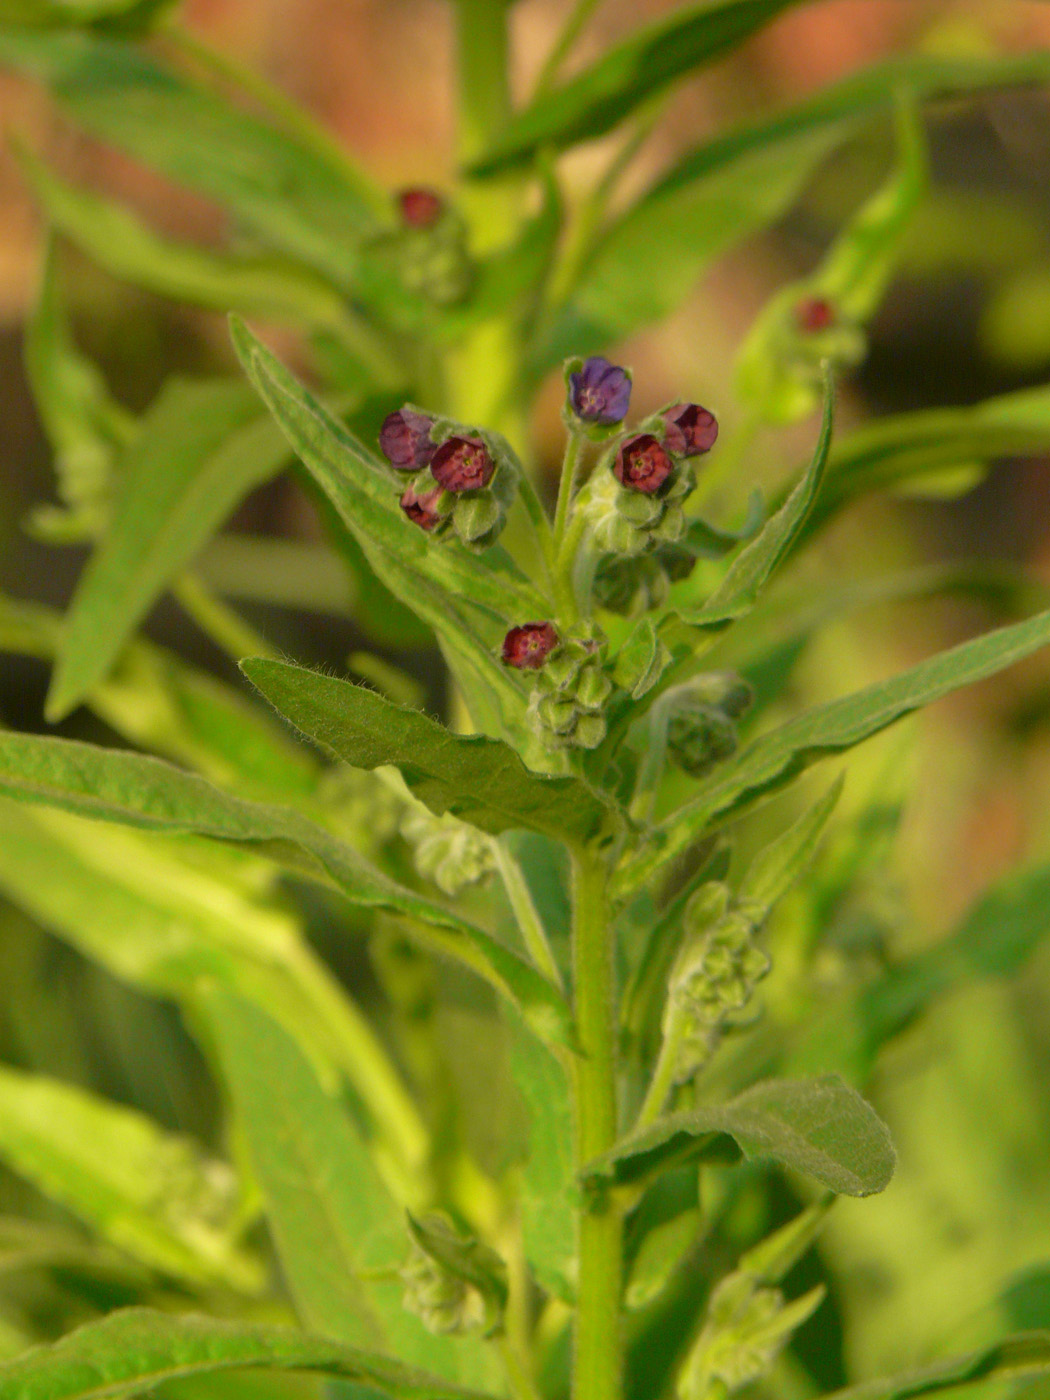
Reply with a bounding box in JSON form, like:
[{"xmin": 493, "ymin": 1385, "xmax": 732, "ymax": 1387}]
[
  {"xmin": 501, "ymin": 622, "xmax": 559, "ymax": 670},
  {"xmin": 796, "ymin": 296, "xmax": 835, "ymax": 333},
  {"xmin": 398, "ymin": 187, "xmax": 444, "ymax": 229},
  {"xmin": 379, "ymin": 409, "xmax": 437, "ymax": 471},
  {"xmin": 613, "ymin": 434, "xmax": 674, "ymax": 494},
  {"xmin": 662, "ymin": 403, "xmax": 719, "ymax": 457},
  {"xmin": 430, "ymin": 435, "xmax": 494, "ymax": 493},
  {"xmin": 400, "ymin": 482, "xmax": 445, "ymax": 531},
  {"xmin": 568, "ymin": 357, "xmax": 631, "ymax": 424}
]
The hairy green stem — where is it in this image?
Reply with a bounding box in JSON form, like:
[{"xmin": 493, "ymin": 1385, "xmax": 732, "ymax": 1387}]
[
  {"xmin": 493, "ymin": 838, "xmax": 564, "ymax": 989},
  {"xmin": 571, "ymin": 846, "xmax": 623, "ymax": 1400},
  {"xmin": 635, "ymin": 1015, "xmax": 684, "ymax": 1130},
  {"xmin": 553, "ymin": 431, "xmax": 584, "ymax": 556}
]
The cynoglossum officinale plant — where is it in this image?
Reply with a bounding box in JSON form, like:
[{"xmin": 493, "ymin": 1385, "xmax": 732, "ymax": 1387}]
[{"xmin": 2, "ymin": 5, "xmax": 1050, "ymax": 1400}]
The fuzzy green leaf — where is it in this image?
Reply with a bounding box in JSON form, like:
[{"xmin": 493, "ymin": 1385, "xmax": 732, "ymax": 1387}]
[
  {"xmin": 0, "ymin": 1065, "xmax": 259, "ymax": 1290},
  {"xmin": 46, "ymin": 379, "xmax": 291, "ymax": 721},
  {"xmin": 0, "ymin": 1307, "xmax": 497, "ymax": 1400},
  {"xmin": 819, "ymin": 1332, "xmax": 1050, "ymax": 1400},
  {"xmin": 586, "ymin": 1075, "xmax": 894, "ymax": 1197},
  {"xmin": 618, "ymin": 605, "xmax": 1050, "ymax": 896},
  {"xmin": 0, "ymin": 732, "xmax": 575, "ymax": 1050},
  {"xmin": 242, "ymin": 656, "xmax": 620, "ymax": 844}
]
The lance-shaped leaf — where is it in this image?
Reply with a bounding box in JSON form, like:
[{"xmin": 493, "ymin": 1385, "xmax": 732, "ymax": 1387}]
[
  {"xmin": 0, "ymin": 1307, "xmax": 498, "ymax": 1400},
  {"xmin": 230, "ymin": 317, "xmax": 544, "ymax": 741},
  {"xmin": 0, "ymin": 29, "xmax": 382, "ymax": 284},
  {"xmin": 0, "ymin": 732, "xmax": 575, "ymax": 1050},
  {"xmin": 819, "ymin": 1332, "xmax": 1050, "ymax": 1400},
  {"xmin": 242, "ymin": 656, "xmax": 620, "ymax": 844},
  {"xmin": 738, "ymin": 774, "xmax": 843, "ymax": 916},
  {"xmin": 46, "ymin": 378, "xmax": 293, "ymax": 721},
  {"xmin": 616, "ymin": 604, "xmax": 1050, "ymax": 897},
  {"xmin": 0, "ymin": 1064, "xmax": 260, "ymax": 1291},
  {"xmin": 533, "ymin": 51, "xmax": 1050, "ymax": 363},
  {"xmin": 585, "ymin": 1075, "xmax": 894, "ymax": 1197},
  {"xmin": 680, "ymin": 380, "xmax": 832, "ymax": 630},
  {"xmin": 469, "ymin": 0, "xmax": 807, "ymax": 174}
]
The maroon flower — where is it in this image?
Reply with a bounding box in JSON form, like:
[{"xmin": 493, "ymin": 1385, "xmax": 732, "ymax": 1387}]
[
  {"xmin": 613, "ymin": 434, "xmax": 674, "ymax": 494},
  {"xmin": 502, "ymin": 622, "xmax": 559, "ymax": 670},
  {"xmin": 430, "ymin": 435, "xmax": 495, "ymax": 493},
  {"xmin": 796, "ymin": 296, "xmax": 835, "ymax": 333},
  {"xmin": 398, "ymin": 187, "xmax": 444, "ymax": 229},
  {"xmin": 400, "ymin": 482, "xmax": 445, "ymax": 531},
  {"xmin": 379, "ymin": 409, "xmax": 437, "ymax": 471},
  {"xmin": 662, "ymin": 403, "xmax": 719, "ymax": 457},
  {"xmin": 568, "ymin": 357, "xmax": 632, "ymax": 424}
]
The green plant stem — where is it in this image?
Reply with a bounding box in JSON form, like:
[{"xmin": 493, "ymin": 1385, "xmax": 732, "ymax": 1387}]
[
  {"xmin": 570, "ymin": 846, "xmax": 623, "ymax": 1400},
  {"xmin": 172, "ymin": 573, "xmax": 280, "ymax": 665},
  {"xmin": 553, "ymin": 431, "xmax": 584, "ymax": 557},
  {"xmin": 161, "ymin": 20, "xmax": 386, "ymax": 217},
  {"xmin": 555, "ymin": 505, "xmax": 591, "ymax": 622},
  {"xmin": 533, "ymin": 0, "xmax": 606, "ymax": 96},
  {"xmin": 634, "ymin": 1016, "xmax": 685, "ymax": 1130},
  {"xmin": 493, "ymin": 837, "xmax": 564, "ymax": 989},
  {"xmin": 516, "ymin": 472, "xmax": 560, "ymax": 602},
  {"xmin": 498, "ymin": 1334, "xmax": 546, "ymax": 1400}
]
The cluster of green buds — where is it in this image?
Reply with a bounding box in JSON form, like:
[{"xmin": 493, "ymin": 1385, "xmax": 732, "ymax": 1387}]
[
  {"xmin": 380, "ymin": 407, "xmax": 518, "ymax": 550},
  {"xmin": 662, "ymin": 881, "xmax": 770, "ymax": 1082},
  {"xmin": 399, "ymin": 806, "xmax": 495, "ymax": 896},
  {"xmin": 501, "ymin": 621, "xmax": 612, "ymax": 750},
  {"xmin": 390, "ymin": 187, "xmax": 474, "ymax": 306},
  {"xmin": 400, "ymin": 1213, "xmax": 506, "ymax": 1338},
  {"xmin": 592, "ymin": 540, "xmax": 696, "ymax": 615},
  {"xmin": 316, "ymin": 764, "xmax": 403, "ymax": 856},
  {"xmin": 664, "ymin": 673, "xmax": 754, "ymax": 778}
]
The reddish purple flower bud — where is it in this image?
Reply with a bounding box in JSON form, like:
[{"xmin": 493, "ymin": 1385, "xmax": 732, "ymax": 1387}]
[
  {"xmin": 796, "ymin": 296, "xmax": 835, "ymax": 333},
  {"xmin": 400, "ymin": 482, "xmax": 445, "ymax": 531},
  {"xmin": 430, "ymin": 435, "xmax": 495, "ymax": 493},
  {"xmin": 662, "ymin": 403, "xmax": 719, "ymax": 457},
  {"xmin": 379, "ymin": 409, "xmax": 437, "ymax": 471},
  {"xmin": 613, "ymin": 434, "xmax": 674, "ymax": 495},
  {"xmin": 501, "ymin": 622, "xmax": 559, "ymax": 670},
  {"xmin": 569, "ymin": 357, "xmax": 632, "ymax": 424},
  {"xmin": 398, "ymin": 187, "xmax": 444, "ymax": 229}
]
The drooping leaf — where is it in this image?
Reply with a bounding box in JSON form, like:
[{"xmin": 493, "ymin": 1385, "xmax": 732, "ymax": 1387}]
[
  {"xmin": 819, "ymin": 1332, "xmax": 1050, "ymax": 1400},
  {"xmin": 46, "ymin": 378, "xmax": 293, "ymax": 721},
  {"xmin": 617, "ymin": 605, "xmax": 1050, "ymax": 897},
  {"xmin": 0, "ymin": 1063, "xmax": 260, "ymax": 1290},
  {"xmin": 585, "ymin": 1075, "xmax": 894, "ymax": 1197},
  {"xmin": 0, "ymin": 28, "xmax": 381, "ymax": 281},
  {"xmin": 0, "ymin": 732, "xmax": 576, "ymax": 1049},
  {"xmin": 0, "ymin": 1307, "xmax": 499, "ymax": 1400},
  {"xmin": 679, "ymin": 379, "xmax": 833, "ymax": 630},
  {"xmin": 469, "ymin": 0, "xmax": 809, "ymax": 174},
  {"xmin": 19, "ymin": 145, "xmax": 351, "ymax": 328},
  {"xmin": 533, "ymin": 50, "xmax": 1050, "ymax": 361},
  {"xmin": 199, "ymin": 989, "xmax": 494, "ymax": 1385},
  {"xmin": 242, "ymin": 657, "xmax": 620, "ymax": 844}
]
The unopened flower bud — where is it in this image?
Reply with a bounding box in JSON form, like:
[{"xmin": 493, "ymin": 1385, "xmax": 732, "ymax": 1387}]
[
  {"xmin": 575, "ymin": 665, "xmax": 613, "ymax": 711},
  {"xmin": 662, "ymin": 403, "xmax": 719, "ymax": 457},
  {"xmin": 431, "ymin": 435, "xmax": 495, "ymax": 492},
  {"xmin": 613, "ymin": 434, "xmax": 674, "ymax": 494},
  {"xmin": 795, "ymin": 295, "xmax": 835, "ymax": 333},
  {"xmin": 501, "ymin": 621, "xmax": 559, "ymax": 670},
  {"xmin": 568, "ymin": 356, "xmax": 632, "ymax": 425},
  {"xmin": 400, "ymin": 482, "xmax": 446, "ymax": 531},
  {"xmin": 452, "ymin": 491, "xmax": 501, "ymax": 546},
  {"xmin": 572, "ymin": 713, "xmax": 607, "ymax": 749},
  {"xmin": 397, "ymin": 187, "xmax": 444, "ymax": 229},
  {"xmin": 380, "ymin": 408, "xmax": 437, "ymax": 471}
]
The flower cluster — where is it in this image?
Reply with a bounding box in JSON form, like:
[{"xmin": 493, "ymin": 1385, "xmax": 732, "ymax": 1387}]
[
  {"xmin": 380, "ymin": 408, "xmax": 517, "ymax": 549},
  {"xmin": 400, "ymin": 806, "xmax": 495, "ymax": 896},
  {"xmin": 665, "ymin": 673, "xmax": 753, "ymax": 778},
  {"xmin": 502, "ymin": 622, "xmax": 612, "ymax": 750},
  {"xmin": 392, "ymin": 185, "xmax": 473, "ymax": 306},
  {"xmin": 401, "ymin": 1244, "xmax": 486, "ymax": 1337}
]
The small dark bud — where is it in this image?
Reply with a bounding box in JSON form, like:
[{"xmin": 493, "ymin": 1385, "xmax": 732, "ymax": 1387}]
[
  {"xmin": 400, "ymin": 482, "xmax": 445, "ymax": 531},
  {"xmin": 502, "ymin": 622, "xmax": 559, "ymax": 670},
  {"xmin": 431, "ymin": 436, "xmax": 495, "ymax": 493},
  {"xmin": 380, "ymin": 409, "xmax": 437, "ymax": 471},
  {"xmin": 662, "ymin": 403, "xmax": 719, "ymax": 457},
  {"xmin": 568, "ymin": 357, "xmax": 632, "ymax": 424},
  {"xmin": 796, "ymin": 296, "xmax": 835, "ymax": 333},
  {"xmin": 398, "ymin": 187, "xmax": 444, "ymax": 229},
  {"xmin": 613, "ymin": 434, "xmax": 674, "ymax": 495}
]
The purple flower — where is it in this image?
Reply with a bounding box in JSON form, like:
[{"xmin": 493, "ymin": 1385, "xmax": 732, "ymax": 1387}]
[
  {"xmin": 430, "ymin": 435, "xmax": 495, "ymax": 493},
  {"xmin": 379, "ymin": 409, "xmax": 437, "ymax": 471},
  {"xmin": 796, "ymin": 296, "xmax": 835, "ymax": 333},
  {"xmin": 569, "ymin": 357, "xmax": 632, "ymax": 424},
  {"xmin": 613, "ymin": 434, "xmax": 674, "ymax": 494},
  {"xmin": 398, "ymin": 187, "xmax": 444, "ymax": 229},
  {"xmin": 502, "ymin": 622, "xmax": 559, "ymax": 670},
  {"xmin": 662, "ymin": 403, "xmax": 719, "ymax": 457},
  {"xmin": 400, "ymin": 482, "xmax": 445, "ymax": 531}
]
